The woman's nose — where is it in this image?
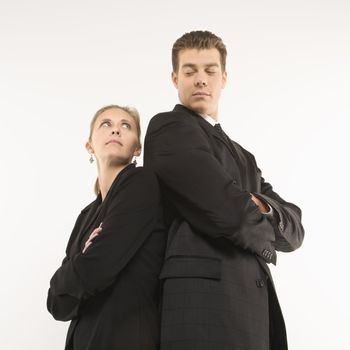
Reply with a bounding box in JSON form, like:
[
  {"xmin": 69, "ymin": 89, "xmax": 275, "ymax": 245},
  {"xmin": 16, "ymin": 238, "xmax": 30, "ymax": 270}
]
[{"xmin": 111, "ymin": 130, "xmax": 120, "ymax": 136}]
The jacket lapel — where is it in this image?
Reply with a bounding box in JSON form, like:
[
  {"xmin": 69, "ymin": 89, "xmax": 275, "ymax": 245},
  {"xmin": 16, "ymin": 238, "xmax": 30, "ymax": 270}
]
[
  {"xmin": 173, "ymin": 104, "xmax": 245, "ymax": 186},
  {"xmin": 69, "ymin": 197, "xmax": 102, "ymax": 256},
  {"xmin": 69, "ymin": 164, "xmax": 136, "ymax": 255},
  {"xmin": 173, "ymin": 104, "xmax": 239, "ymax": 161}
]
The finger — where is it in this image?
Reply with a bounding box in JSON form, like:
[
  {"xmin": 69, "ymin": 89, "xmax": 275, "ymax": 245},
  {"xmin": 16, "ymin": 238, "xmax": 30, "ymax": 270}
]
[
  {"xmin": 89, "ymin": 230, "xmax": 102, "ymax": 240},
  {"xmin": 83, "ymin": 242, "xmax": 92, "ymax": 253},
  {"xmin": 89, "ymin": 232, "xmax": 99, "ymax": 240},
  {"xmin": 91, "ymin": 227, "xmax": 103, "ymax": 235}
]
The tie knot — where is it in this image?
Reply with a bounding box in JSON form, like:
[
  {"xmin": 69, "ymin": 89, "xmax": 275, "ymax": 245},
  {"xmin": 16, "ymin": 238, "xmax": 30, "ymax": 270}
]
[
  {"xmin": 214, "ymin": 123, "xmax": 230, "ymax": 143},
  {"xmin": 214, "ymin": 123, "xmax": 223, "ymax": 132},
  {"xmin": 214, "ymin": 123, "xmax": 225, "ymax": 135}
]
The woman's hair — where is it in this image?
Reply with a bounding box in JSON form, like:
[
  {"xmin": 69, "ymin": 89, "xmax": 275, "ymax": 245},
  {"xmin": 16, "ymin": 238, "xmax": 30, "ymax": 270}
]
[{"xmin": 89, "ymin": 104, "xmax": 141, "ymax": 195}]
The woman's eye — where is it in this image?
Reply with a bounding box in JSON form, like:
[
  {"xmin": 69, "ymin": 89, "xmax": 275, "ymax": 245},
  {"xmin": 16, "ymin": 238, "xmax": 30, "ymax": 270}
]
[
  {"xmin": 121, "ymin": 123, "xmax": 131, "ymax": 129},
  {"xmin": 101, "ymin": 121, "xmax": 111, "ymax": 127}
]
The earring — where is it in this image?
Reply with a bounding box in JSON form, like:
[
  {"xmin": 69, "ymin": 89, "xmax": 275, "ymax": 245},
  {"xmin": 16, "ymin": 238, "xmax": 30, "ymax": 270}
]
[
  {"xmin": 89, "ymin": 154, "xmax": 94, "ymax": 163},
  {"xmin": 132, "ymin": 157, "xmax": 137, "ymax": 166}
]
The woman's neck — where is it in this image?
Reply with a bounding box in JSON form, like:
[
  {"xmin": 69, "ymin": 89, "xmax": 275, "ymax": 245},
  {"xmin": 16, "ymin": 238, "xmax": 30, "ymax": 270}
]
[{"xmin": 97, "ymin": 163, "xmax": 129, "ymax": 201}]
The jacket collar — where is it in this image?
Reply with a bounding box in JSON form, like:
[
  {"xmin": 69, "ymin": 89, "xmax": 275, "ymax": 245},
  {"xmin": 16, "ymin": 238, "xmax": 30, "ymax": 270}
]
[
  {"xmin": 72, "ymin": 163, "xmax": 136, "ymax": 253},
  {"xmin": 173, "ymin": 104, "xmax": 235, "ymax": 154}
]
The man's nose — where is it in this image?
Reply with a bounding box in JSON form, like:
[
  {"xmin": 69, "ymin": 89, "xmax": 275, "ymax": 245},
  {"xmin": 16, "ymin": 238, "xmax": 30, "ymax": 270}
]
[
  {"xmin": 194, "ymin": 73, "xmax": 208, "ymax": 87},
  {"xmin": 195, "ymin": 80, "xmax": 208, "ymax": 87}
]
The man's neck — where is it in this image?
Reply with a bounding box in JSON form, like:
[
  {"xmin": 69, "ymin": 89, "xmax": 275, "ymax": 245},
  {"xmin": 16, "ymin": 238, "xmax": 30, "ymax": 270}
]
[
  {"xmin": 199, "ymin": 113, "xmax": 217, "ymax": 126},
  {"xmin": 178, "ymin": 103, "xmax": 219, "ymax": 125}
]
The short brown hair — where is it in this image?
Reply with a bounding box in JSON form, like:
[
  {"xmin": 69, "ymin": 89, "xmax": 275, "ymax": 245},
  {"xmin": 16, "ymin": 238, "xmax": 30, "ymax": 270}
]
[{"xmin": 172, "ymin": 30, "xmax": 227, "ymax": 72}]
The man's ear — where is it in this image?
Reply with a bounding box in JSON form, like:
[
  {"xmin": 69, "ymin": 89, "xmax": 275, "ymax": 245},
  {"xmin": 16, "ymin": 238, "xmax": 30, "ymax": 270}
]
[
  {"xmin": 221, "ymin": 71, "xmax": 227, "ymax": 89},
  {"xmin": 171, "ymin": 71, "xmax": 178, "ymax": 89}
]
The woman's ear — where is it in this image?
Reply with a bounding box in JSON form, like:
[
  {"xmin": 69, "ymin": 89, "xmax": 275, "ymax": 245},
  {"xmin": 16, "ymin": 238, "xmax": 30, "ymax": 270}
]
[
  {"xmin": 85, "ymin": 141, "xmax": 94, "ymax": 154},
  {"xmin": 133, "ymin": 145, "xmax": 142, "ymax": 157}
]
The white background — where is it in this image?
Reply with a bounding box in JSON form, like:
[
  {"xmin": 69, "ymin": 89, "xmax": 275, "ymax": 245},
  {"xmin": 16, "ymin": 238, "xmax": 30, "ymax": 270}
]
[{"xmin": 1, "ymin": 0, "xmax": 349, "ymax": 349}]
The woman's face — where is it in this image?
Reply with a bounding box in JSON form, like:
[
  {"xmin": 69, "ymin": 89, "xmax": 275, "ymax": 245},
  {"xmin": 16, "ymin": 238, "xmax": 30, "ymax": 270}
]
[{"xmin": 86, "ymin": 108, "xmax": 141, "ymax": 166}]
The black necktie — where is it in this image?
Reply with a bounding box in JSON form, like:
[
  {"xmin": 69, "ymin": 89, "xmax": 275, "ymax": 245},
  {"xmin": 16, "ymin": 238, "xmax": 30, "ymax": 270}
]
[
  {"xmin": 214, "ymin": 123, "xmax": 231, "ymax": 144},
  {"xmin": 214, "ymin": 123, "xmax": 243, "ymax": 184}
]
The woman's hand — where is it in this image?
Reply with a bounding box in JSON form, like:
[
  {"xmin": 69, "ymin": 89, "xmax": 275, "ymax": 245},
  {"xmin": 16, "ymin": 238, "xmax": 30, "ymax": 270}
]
[
  {"xmin": 82, "ymin": 223, "xmax": 103, "ymax": 253},
  {"xmin": 250, "ymin": 194, "xmax": 269, "ymax": 214}
]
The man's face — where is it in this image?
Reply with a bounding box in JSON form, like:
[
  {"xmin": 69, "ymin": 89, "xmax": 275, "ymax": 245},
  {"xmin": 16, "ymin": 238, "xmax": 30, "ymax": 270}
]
[{"xmin": 172, "ymin": 48, "xmax": 227, "ymax": 119}]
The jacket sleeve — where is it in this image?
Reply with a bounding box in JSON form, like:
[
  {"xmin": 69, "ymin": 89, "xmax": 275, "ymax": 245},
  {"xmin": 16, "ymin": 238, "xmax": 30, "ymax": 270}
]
[
  {"xmin": 47, "ymin": 169, "xmax": 162, "ymax": 321},
  {"xmin": 254, "ymin": 172, "xmax": 304, "ymax": 252},
  {"xmin": 144, "ymin": 112, "xmax": 279, "ymax": 262}
]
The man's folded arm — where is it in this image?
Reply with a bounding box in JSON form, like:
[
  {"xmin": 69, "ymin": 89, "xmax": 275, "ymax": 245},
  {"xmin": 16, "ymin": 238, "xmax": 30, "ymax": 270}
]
[
  {"xmin": 144, "ymin": 113, "xmax": 277, "ymax": 261},
  {"xmin": 253, "ymin": 176, "xmax": 304, "ymax": 252}
]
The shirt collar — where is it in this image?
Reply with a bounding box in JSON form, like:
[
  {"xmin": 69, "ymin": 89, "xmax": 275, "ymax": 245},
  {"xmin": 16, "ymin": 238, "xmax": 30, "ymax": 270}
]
[
  {"xmin": 198, "ymin": 113, "xmax": 217, "ymax": 126},
  {"xmin": 178, "ymin": 104, "xmax": 218, "ymax": 126}
]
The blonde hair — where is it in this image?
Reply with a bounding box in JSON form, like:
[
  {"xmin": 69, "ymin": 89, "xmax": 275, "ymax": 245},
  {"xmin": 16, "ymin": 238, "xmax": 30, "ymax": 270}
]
[
  {"xmin": 172, "ymin": 30, "xmax": 227, "ymax": 72},
  {"xmin": 88, "ymin": 104, "xmax": 141, "ymax": 195}
]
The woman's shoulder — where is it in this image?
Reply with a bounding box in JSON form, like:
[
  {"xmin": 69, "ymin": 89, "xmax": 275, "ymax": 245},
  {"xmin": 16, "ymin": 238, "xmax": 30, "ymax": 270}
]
[
  {"xmin": 79, "ymin": 196, "xmax": 101, "ymax": 214},
  {"xmin": 126, "ymin": 167, "xmax": 160, "ymax": 195},
  {"xmin": 112, "ymin": 165, "xmax": 161, "ymax": 200},
  {"xmin": 128, "ymin": 165, "xmax": 158, "ymax": 180},
  {"xmin": 121, "ymin": 165, "xmax": 158, "ymax": 184}
]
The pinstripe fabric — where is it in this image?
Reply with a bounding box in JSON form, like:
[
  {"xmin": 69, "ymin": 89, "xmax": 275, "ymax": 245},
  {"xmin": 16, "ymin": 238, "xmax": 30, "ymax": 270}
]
[{"xmin": 144, "ymin": 104, "xmax": 304, "ymax": 350}]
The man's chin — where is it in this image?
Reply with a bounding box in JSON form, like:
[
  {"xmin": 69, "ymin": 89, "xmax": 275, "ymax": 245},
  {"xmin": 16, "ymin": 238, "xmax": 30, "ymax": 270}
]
[{"xmin": 188, "ymin": 102, "xmax": 209, "ymax": 115}]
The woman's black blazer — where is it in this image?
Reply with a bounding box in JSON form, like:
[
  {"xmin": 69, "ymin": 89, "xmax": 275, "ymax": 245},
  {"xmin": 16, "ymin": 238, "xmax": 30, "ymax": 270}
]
[{"xmin": 47, "ymin": 165, "xmax": 165, "ymax": 350}]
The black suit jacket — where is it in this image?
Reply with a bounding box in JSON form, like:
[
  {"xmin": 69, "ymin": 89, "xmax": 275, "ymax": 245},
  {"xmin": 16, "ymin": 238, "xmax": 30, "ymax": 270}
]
[
  {"xmin": 47, "ymin": 165, "xmax": 166, "ymax": 350},
  {"xmin": 144, "ymin": 104, "xmax": 304, "ymax": 350}
]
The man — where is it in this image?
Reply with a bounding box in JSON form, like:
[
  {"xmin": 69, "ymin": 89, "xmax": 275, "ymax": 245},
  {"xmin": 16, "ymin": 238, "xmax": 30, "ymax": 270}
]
[{"xmin": 144, "ymin": 30, "xmax": 304, "ymax": 350}]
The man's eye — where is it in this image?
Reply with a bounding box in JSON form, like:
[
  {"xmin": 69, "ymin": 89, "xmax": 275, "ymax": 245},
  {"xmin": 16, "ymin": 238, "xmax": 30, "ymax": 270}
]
[
  {"xmin": 184, "ymin": 71, "xmax": 194, "ymax": 76},
  {"xmin": 207, "ymin": 70, "xmax": 216, "ymax": 75}
]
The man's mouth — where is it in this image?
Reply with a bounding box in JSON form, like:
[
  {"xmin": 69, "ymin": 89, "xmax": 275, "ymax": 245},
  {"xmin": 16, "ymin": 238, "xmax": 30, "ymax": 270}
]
[{"xmin": 192, "ymin": 91, "xmax": 210, "ymax": 97}]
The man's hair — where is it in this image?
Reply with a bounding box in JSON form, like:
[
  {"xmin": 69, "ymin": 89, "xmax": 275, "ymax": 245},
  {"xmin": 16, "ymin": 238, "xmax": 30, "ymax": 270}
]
[{"xmin": 172, "ymin": 30, "xmax": 227, "ymax": 72}]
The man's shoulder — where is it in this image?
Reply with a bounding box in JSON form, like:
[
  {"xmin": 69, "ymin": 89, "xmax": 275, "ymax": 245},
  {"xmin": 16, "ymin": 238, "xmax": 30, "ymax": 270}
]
[{"xmin": 149, "ymin": 105, "xmax": 200, "ymax": 128}]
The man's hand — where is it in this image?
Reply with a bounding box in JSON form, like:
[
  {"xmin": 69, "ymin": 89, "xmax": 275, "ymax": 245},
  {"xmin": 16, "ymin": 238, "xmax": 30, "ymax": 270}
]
[{"xmin": 250, "ymin": 194, "xmax": 270, "ymax": 214}]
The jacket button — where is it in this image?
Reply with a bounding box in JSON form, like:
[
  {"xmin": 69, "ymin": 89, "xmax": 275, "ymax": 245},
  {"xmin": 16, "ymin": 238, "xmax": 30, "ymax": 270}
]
[
  {"xmin": 262, "ymin": 249, "xmax": 273, "ymax": 261},
  {"xmin": 262, "ymin": 249, "xmax": 270, "ymax": 259},
  {"xmin": 279, "ymin": 222, "xmax": 284, "ymax": 231},
  {"xmin": 256, "ymin": 279, "xmax": 265, "ymax": 288}
]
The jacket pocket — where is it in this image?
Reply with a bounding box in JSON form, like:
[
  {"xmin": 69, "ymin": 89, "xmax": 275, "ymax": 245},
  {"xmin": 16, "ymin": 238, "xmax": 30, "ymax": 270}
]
[{"xmin": 159, "ymin": 255, "xmax": 221, "ymax": 280}]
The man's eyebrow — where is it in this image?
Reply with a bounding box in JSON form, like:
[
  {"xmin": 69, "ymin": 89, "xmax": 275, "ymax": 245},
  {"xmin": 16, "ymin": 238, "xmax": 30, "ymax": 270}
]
[
  {"xmin": 205, "ymin": 63, "xmax": 220, "ymax": 68},
  {"xmin": 181, "ymin": 63, "xmax": 197, "ymax": 69},
  {"xmin": 181, "ymin": 63, "xmax": 220, "ymax": 69}
]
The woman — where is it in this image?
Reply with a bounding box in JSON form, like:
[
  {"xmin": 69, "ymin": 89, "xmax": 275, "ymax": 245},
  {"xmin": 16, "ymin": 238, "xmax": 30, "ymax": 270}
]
[{"xmin": 47, "ymin": 105, "xmax": 165, "ymax": 350}]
